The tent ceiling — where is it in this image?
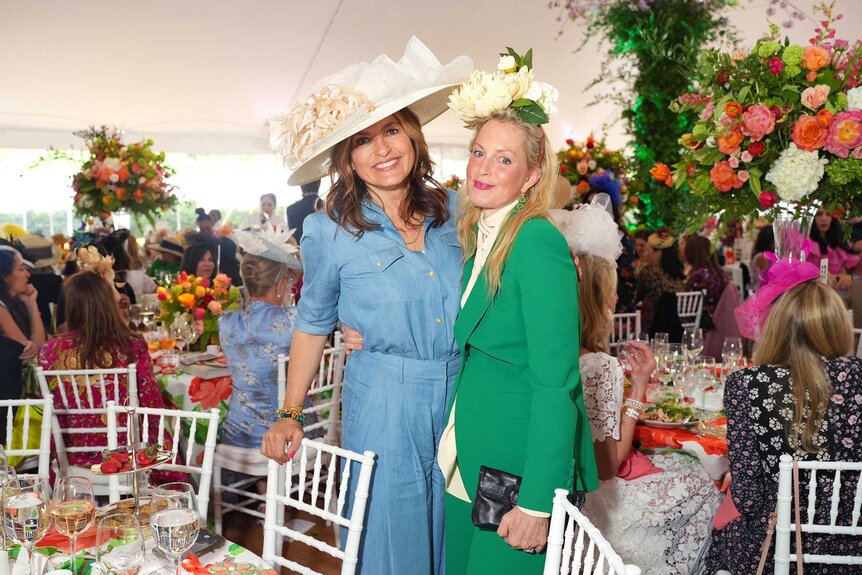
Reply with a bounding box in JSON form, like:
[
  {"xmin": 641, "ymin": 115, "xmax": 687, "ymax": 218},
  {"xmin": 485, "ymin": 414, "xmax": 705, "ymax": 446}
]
[{"xmin": 1, "ymin": 0, "xmax": 856, "ymax": 155}]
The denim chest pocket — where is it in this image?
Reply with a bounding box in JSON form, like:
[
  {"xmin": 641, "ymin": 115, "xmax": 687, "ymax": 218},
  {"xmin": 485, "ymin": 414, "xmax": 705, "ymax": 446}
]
[{"xmin": 344, "ymin": 246, "xmax": 420, "ymax": 308}]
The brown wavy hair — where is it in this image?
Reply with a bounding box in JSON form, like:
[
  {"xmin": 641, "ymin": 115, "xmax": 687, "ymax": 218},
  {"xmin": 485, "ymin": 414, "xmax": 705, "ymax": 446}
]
[
  {"xmin": 684, "ymin": 235, "xmax": 726, "ymax": 291},
  {"xmin": 64, "ymin": 271, "xmax": 136, "ymax": 368},
  {"xmin": 325, "ymin": 108, "xmax": 450, "ymax": 236}
]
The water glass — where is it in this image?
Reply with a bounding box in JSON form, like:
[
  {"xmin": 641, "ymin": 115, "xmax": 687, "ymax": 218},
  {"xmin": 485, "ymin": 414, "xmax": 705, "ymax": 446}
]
[
  {"xmin": 96, "ymin": 512, "xmax": 145, "ymax": 575},
  {"xmin": 4, "ymin": 477, "xmax": 51, "ymax": 575},
  {"xmin": 683, "ymin": 328, "xmax": 704, "ymax": 363},
  {"xmin": 150, "ymin": 483, "xmax": 200, "ymax": 575},
  {"xmin": 651, "ymin": 332, "xmax": 669, "ymax": 351},
  {"xmin": 52, "ymin": 477, "xmax": 95, "ymax": 574}
]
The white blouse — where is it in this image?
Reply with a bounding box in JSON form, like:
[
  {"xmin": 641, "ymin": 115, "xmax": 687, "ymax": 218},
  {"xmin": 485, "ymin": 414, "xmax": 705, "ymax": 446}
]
[{"xmin": 580, "ymin": 352, "xmax": 624, "ymax": 442}]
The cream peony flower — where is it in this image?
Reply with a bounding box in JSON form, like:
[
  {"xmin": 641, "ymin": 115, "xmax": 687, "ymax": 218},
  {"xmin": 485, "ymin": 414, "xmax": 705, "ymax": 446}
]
[
  {"xmin": 764, "ymin": 143, "xmax": 828, "ymax": 202},
  {"xmin": 448, "ymin": 70, "xmax": 513, "ymax": 125},
  {"xmin": 502, "ymin": 66, "xmax": 533, "ymax": 100},
  {"xmin": 534, "ymin": 81, "xmax": 559, "ymax": 115},
  {"xmin": 497, "ymin": 55, "xmax": 517, "ymax": 73},
  {"xmin": 847, "ymin": 86, "xmax": 862, "ymax": 111}
]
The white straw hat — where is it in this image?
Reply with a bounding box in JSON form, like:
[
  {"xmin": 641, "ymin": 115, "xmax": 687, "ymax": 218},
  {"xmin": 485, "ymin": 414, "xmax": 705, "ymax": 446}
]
[{"xmin": 270, "ymin": 36, "xmax": 473, "ymax": 186}]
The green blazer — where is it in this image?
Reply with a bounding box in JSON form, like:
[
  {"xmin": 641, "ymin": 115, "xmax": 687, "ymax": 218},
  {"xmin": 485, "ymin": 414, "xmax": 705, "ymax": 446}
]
[{"xmin": 450, "ymin": 217, "xmax": 599, "ymax": 513}]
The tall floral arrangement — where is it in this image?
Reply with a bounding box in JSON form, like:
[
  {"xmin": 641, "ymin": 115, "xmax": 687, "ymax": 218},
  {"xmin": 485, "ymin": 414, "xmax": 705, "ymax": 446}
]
[
  {"xmin": 71, "ymin": 126, "xmax": 178, "ymax": 227},
  {"xmin": 157, "ymin": 272, "xmax": 240, "ymax": 351},
  {"xmin": 557, "ymin": 134, "xmax": 631, "ymax": 206},
  {"xmin": 658, "ymin": 1, "xmax": 862, "ymax": 231}
]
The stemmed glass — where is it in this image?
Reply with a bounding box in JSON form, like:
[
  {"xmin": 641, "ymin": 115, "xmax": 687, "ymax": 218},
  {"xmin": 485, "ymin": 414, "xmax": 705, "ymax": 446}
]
[
  {"xmin": 4, "ymin": 477, "xmax": 51, "ymax": 575},
  {"xmin": 150, "ymin": 483, "xmax": 200, "ymax": 575},
  {"xmin": 683, "ymin": 328, "xmax": 704, "ymax": 363},
  {"xmin": 657, "ymin": 344, "xmax": 686, "ymax": 385},
  {"xmin": 96, "ymin": 511, "xmax": 145, "ymax": 575},
  {"xmin": 0, "ymin": 464, "xmax": 18, "ymax": 551},
  {"xmin": 651, "ymin": 332, "xmax": 669, "ymax": 351},
  {"xmin": 722, "ymin": 337, "xmax": 743, "ymax": 380},
  {"xmin": 52, "ymin": 476, "xmax": 95, "ymax": 575}
]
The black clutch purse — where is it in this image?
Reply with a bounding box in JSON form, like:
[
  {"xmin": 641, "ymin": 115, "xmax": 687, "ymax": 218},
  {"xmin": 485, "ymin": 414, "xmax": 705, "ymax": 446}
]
[{"xmin": 471, "ymin": 465, "xmax": 521, "ymax": 530}]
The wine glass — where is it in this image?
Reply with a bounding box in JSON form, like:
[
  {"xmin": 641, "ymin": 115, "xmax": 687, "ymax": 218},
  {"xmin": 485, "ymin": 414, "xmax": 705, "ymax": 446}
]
[
  {"xmin": 150, "ymin": 482, "xmax": 200, "ymax": 575},
  {"xmin": 52, "ymin": 476, "xmax": 95, "ymax": 574},
  {"xmin": 158, "ymin": 327, "xmax": 177, "ymax": 351},
  {"xmin": 683, "ymin": 327, "xmax": 704, "ymax": 363},
  {"xmin": 96, "ymin": 511, "xmax": 145, "ymax": 575},
  {"xmin": 657, "ymin": 344, "xmax": 686, "ymax": 385},
  {"xmin": 722, "ymin": 336, "xmax": 743, "ymax": 380},
  {"xmin": 651, "ymin": 332, "xmax": 669, "ymax": 351},
  {"xmin": 4, "ymin": 477, "xmax": 51, "ymax": 575},
  {"xmin": 0, "ymin": 464, "xmax": 17, "ymax": 550}
]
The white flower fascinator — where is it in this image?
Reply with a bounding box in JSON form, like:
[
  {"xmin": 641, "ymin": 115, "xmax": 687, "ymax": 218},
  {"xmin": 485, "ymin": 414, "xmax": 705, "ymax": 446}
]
[
  {"xmin": 234, "ymin": 225, "xmax": 302, "ymax": 270},
  {"xmin": 550, "ymin": 193, "xmax": 623, "ymax": 265}
]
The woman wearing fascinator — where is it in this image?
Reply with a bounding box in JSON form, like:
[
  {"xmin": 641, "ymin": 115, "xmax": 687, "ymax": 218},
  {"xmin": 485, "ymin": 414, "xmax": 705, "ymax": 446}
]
[
  {"xmin": 219, "ymin": 226, "xmax": 304, "ymax": 450},
  {"xmin": 261, "ymin": 38, "xmax": 472, "ymax": 573},
  {"xmin": 552, "ymin": 195, "xmax": 722, "ymax": 574},
  {"xmin": 441, "ymin": 50, "xmax": 597, "ymax": 574}
]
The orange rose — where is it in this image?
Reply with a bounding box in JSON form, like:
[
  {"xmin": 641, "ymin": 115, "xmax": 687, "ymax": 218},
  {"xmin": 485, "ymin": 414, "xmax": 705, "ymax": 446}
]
[
  {"xmin": 816, "ymin": 109, "xmax": 834, "ymax": 127},
  {"xmin": 134, "ymin": 189, "xmax": 145, "ymax": 201},
  {"xmin": 724, "ymin": 101, "xmax": 742, "ymax": 118},
  {"xmin": 649, "ymin": 162, "xmax": 671, "ymax": 182},
  {"xmin": 718, "ymin": 129, "xmax": 744, "ymax": 155},
  {"xmin": 115, "ymin": 188, "xmax": 126, "ymax": 201},
  {"xmin": 791, "ymin": 115, "xmax": 828, "ymax": 150},
  {"xmin": 177, "ymin": 293, "xmax": 196, "ymax": 308},
  {"xmin": 709, "ymin": 160, "xmax": 743, "ymax": 192},
  {"xmin": 802, "ymin": 46, "xmax": 830, "ymax": 72},
  {"xmin": 576, "ymin": 180, "xmax": 590, "ymax": 195}
]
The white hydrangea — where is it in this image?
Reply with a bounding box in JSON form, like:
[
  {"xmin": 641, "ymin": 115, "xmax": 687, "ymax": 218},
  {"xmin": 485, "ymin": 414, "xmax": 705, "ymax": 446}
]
[
  {"xmin": 448, "ymin": 70, "xmax": 514, "ymax": 125},
  {"xmin": 764, "ymin": 143, "xmax": 828, "ymax": 202},
  {"xmin": 533, "ymin": 81, "xmax": 559, "ymax": 115},
  {"xmin": 847, "ymin": 86, "xmax": 862, "ymax": 111}
]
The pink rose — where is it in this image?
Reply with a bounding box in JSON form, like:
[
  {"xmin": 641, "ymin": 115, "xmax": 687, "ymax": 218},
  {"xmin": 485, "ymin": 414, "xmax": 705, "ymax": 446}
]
[
  {"xmin": 207, "ymin": 300, "xmax": 223, "ymax": 315},
  {"xmin": 728, "ymin": 156, "xmax": 740, "ymax": 168},
  {"xmin": 800, "ymin": 84, "xmax": 830, "ymax": 110},
  {"xmin": 741, "ymin": 151, "xmax": 753, "ymax": 163},
  {"xmin": 730, "ymin": 49, "xmax": 747, "ymax": 62},
  {"xmin": 193, "ymin": 308, "xmax": 205, "ymax": 320},
  {"xmin": 700, "ymin": 101, "xmax": 715, "ymax": 121},
  {"xmin": 199, "ymin": 277, "xmax": 211, "ymax": 288},
  {"xmin": 741, "ymin": 104, "xmax": 775, "ymax": 141},
  {"xmin": 825, "ymin": 110, "xmax": 862, "ymax": 158},
  {"xmin": 738, "ymin": 170, "xmax": 750, "ymax": 182},
  {"xmin": 768, "ymin": 57, "xmax": 784, "ymax": 75}
]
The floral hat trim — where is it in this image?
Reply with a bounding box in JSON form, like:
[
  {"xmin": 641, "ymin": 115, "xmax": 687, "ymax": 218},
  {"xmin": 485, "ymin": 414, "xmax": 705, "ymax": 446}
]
[
  {"xmin": 448, "ymin": 47, "xmax": 559, "ymax": 127},
  {"xmin": 648, "ymin": 227, "xmax": 675, "ymax": 250}
]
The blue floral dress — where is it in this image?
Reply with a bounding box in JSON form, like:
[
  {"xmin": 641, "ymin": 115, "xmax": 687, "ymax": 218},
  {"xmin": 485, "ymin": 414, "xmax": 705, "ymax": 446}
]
[
  {"xmin": 707, "ymin": 357, "xmax": 862, "ymax": 573},
  {"xmin": 218, "ymin": 301, "xmax": 296, "ymax": 448}
]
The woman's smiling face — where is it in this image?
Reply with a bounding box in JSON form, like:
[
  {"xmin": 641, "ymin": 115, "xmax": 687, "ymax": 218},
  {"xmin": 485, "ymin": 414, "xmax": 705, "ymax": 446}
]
[{"xmin": 466, "ymin": 119, "xmax": 539, "ymax": 211}]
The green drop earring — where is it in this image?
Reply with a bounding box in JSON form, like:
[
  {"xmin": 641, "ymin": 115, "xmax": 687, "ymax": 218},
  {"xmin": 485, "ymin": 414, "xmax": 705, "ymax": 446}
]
[{"xmin": 512, "ymin": 193, "xmax": 527, "ymax": 214}]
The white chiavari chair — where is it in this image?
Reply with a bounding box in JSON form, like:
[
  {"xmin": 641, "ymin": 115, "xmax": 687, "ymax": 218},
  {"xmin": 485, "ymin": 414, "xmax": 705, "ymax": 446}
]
[
  {"xmin": 212, "ymin": 332, "xmax": 345, "ymax": 534},
  {"xmin": 106, "ymin": 401, "xmax": 220, "ymax": 521},
  {"xmin": 544, "ymin": 489, "xmax": 641, "ymax": 575},
  {"xmin": 609, "ymin": 312, "xmax": 641, "ymax": 356},
  {"xmin": 774, "ymin": 454, "xmax": 862, "ymax": 574},
  {"xmin": 262, "ymin": 439, "xmax": 375, "ymax": 575},
  {"xmin": 676, "ymin": 290, "xmax": 705, "ymax": 331},
  {"xmin": 1, "ymin": 397, "xmax": 52, "ymax": 480},
  {"xmin": 36, "ymin": 365, "xmax": 138, "ymax": 495}
]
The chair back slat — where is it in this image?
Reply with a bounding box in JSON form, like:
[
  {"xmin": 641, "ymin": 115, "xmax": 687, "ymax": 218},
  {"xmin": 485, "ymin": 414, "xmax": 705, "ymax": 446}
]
[
  {"xmin": 262, "ymin": 439, "xmax": 375, "ymax": 575},
  {"xmin": 609, "ymin": 312, "xmax": 641, "ymax": 356},
  {"xmin": 676, "ymin": 290, "xmax": 705, "ymax": 330},
  {"xmin": 543, "ymin": 489, "xmax": 640, "ymax": 575},
  {"xmin": 831, "ymin": 470, "xmax": 842, "ymax": 527},
  {"xmin": 850, "ymin": 471, "xmax": 862, "ymax": 527},
  {"xmin": 807, "ymin": 468, "xmax": 818, "ymax": 526}
]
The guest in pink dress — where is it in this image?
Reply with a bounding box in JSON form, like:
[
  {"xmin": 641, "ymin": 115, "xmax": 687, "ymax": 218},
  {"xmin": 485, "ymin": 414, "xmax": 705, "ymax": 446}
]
[
  {"xmin": 37, "ymin": 271, "xmax": 185, "ymax": 483},
  {"xmin": 809, "ymin": 208, "xmax": 859, "ymax": 291}
]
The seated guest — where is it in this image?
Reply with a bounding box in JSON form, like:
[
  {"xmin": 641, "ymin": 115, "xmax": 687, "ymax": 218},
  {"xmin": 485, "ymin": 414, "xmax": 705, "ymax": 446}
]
[
  {"xmin": 243, "ymin": 193, "xmax": 286, "ymax": 230},
  {"xmin": 553, "ymin": 200, "xmax": 721, "ymax": 573},
  {"xmin": 37, "ymin": 269, "xmax": 183, "ymax": 482},
  {"xmin": 145, "ymin": 237, "xmax": 183, "ymax": 278},
  {"xmin": 810, "ymin": 208, "xmax": 858, "ymax": 291},
  {"xmin": 219, "ymin": 226, "xmax": 303, "ymax": 448},
  {"xmin": 636, "ymin": 228, "xmax": 685, "ymax": 335},
  {"xmin": 180, "ymin": 234, "xmax": 218, "ymax": 281},
  {"xmin": 684, "ymin": 235, "xmax": 729, "ymax": 331},
  {"xmin": 708, "ymin": 265, "xmax": 862, "ymax": 574},
  {"xmin": 632, "ymin": 229, "xmax": 651, "ymax": 273},
  {"xmin": 124, "ymin": 233, "xmax": 156, "ymax": 301}
]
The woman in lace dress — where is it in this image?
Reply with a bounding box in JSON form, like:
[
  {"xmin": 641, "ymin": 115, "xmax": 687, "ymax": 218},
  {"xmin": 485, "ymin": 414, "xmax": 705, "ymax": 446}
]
[
  {"xmin": 707, "ymin": 271, "xmax": 862, "ymax": 573},
  {"xmin": 552, "ymin": 200, "xmax": 722, "ymax": 573}
]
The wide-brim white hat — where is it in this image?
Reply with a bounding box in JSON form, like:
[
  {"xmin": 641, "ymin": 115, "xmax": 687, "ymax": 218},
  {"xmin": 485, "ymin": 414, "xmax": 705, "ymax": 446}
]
[{"xmin": 270, "ymin": 36, "xmax": 473, "ymax": 186}]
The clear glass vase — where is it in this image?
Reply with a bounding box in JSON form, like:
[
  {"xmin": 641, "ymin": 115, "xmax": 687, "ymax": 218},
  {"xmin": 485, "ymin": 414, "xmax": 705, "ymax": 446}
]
[{"xmin": 772, "ymin": 203, "xmax": 818, "ymax": 262}]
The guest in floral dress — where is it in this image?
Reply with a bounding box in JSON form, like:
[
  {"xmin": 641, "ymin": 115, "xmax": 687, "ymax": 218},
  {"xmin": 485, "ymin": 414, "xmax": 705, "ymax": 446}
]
[
  {"xmin": 683, "ymin": 235, "xmax": 728, "ymax": 331},
  {"xmin": 636, "ymin": 229, "xmax": 685, "ymax": 335},
  {"xmin": 708, "ymin": 272, "xmax": 862, "ymax": 573},
  {"xmin": 37, "ymin": 270, "xmax": 184, "ymax": 483},
  {"xmin": 219, "ymin": 227, "xmax": 303, "ymax": 448}
]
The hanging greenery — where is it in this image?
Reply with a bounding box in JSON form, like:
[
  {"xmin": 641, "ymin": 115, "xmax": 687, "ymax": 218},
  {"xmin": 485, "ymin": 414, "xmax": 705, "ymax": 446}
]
[{"xmin": 552, "ymin": 0, "xmax": 734, "ymax": 229}]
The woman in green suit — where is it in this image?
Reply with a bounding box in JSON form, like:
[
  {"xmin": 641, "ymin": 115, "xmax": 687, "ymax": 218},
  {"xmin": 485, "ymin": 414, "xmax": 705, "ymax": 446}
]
[{"xmin": 440, "ymin": 54, "xmax": 599, "ymax": 574}]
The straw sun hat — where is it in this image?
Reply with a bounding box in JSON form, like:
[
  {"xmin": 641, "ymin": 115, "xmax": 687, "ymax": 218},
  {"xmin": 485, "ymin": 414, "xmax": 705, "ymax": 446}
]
[{"xmin": 270, "ymin": 36, "xmax": 473, "ymax": 186}]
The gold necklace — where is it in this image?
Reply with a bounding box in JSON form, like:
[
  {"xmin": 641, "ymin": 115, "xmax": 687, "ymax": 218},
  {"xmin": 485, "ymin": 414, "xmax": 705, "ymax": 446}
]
[{"xmin": 399, "ymin": 226, "xmax": 422, "ymax": 246}]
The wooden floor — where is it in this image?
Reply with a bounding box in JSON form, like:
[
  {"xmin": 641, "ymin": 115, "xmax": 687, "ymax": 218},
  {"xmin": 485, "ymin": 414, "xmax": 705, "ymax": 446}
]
[{"xmin": 222, "ymin": 510, "xmax": 341, "ymax": 575}]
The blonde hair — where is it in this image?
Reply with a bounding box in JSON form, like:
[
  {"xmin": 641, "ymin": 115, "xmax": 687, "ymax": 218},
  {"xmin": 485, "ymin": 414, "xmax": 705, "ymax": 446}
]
[
  {"xmin": 456, "ymin": 108, "xmax": 558, "ymax": 297},
  {"xmin": 239, "ymin": 254, "xmax": 299, "ymax": 298},
  {"xmin": 753, "ymin": 281, "xmax": 853, "ymax": 453},
  {"xmin": 578, "ymin": 255, "xmax": 617, "ymax": 353}
]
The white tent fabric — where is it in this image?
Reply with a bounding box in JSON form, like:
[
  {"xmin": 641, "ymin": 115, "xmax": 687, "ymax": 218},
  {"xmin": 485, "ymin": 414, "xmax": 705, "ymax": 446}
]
[{"xmin": 3, "ymin": 0, "xmax": 853, "ymax": 156}]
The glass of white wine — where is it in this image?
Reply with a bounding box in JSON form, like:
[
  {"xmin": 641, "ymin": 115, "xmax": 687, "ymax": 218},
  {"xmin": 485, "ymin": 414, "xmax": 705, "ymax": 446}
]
[
  {"xmin": 4, "ymin": 477, "xmax": 51, "ymax": 575},
  {"xmin": 683, "ymin": 327, "xmax": 704, "ymax": 363},
  {"xmin": 150, "ymin": 482, "xmax": 200, "ymax": 575},
  {"xmin": 96, "ymin": 511, "xmax": 145, "ymax": 575},
  {"xmin": 52, "ymin": 476, "xmax": 95, "ymax": 575}
]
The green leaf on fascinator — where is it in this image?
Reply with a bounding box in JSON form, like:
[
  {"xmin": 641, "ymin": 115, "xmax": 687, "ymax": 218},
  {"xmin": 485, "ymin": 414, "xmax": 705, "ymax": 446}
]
[{"xmin": 514, "ymin": 101, "xmax": 549, "ymax": 125}]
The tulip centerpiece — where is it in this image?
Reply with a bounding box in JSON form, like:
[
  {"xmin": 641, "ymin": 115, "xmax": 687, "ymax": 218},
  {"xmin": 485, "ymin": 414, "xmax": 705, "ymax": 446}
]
[
  {"xmin": 655, "ymin": 1, "xmax": 862, "ymax": 252},
  {"xmin": 157, "ymin": 272, "xmax": 241, "ymax": 351}
]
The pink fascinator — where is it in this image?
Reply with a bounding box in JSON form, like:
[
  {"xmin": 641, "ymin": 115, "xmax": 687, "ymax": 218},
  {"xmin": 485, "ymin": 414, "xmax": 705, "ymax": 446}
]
[{"xmin": 734, "ymin": 246, "xmax": 820, "ymax": 341}]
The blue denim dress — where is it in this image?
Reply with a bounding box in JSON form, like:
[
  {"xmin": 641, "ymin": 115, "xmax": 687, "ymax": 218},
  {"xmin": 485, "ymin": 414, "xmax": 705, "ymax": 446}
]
[{"xmin": 296, "ymin": 193, "xmax": 462, "ymax": 575}]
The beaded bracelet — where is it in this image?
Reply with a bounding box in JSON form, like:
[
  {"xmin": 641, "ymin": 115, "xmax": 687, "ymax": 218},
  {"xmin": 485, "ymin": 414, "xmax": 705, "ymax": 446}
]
[
  {"xmin": 275, "ymin": 407, "xmax": 306, "ymax": 423},
  {"xmin": 624, "ymin": 398, "xmax": 647, "ymax": 411},
  {"xmin": 623, "ymin": 407, "xmax": 641, "ymax": 421}
]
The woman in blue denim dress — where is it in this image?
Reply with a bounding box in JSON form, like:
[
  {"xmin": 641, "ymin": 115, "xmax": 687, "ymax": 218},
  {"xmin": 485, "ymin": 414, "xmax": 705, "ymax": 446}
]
[{"xmin": 261, "ymin": 38, "xmax": 472, "ymax": 574}]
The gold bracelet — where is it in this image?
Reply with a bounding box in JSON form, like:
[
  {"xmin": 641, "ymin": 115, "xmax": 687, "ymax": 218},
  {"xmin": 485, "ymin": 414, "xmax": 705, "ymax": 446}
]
[{"xmin": 275, "ymin": 407, "xmax": 306, "ymax": 423}]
